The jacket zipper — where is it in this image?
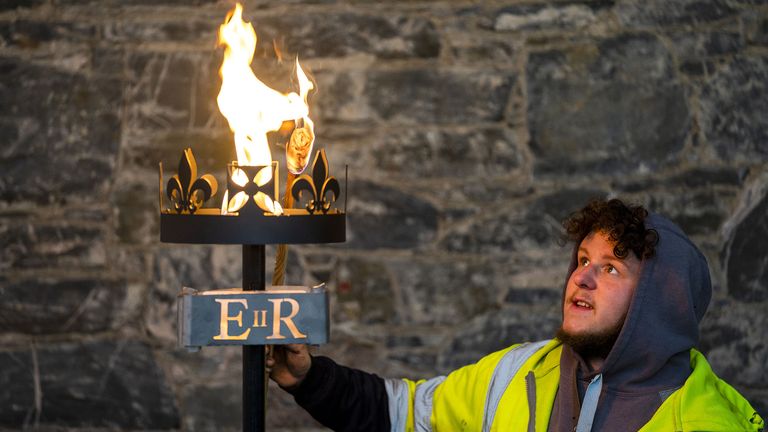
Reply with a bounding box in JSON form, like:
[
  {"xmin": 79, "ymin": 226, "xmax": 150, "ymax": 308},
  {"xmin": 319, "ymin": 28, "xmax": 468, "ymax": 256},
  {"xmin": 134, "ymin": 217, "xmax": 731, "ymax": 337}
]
[{"xmin": 526, "ymin": 371, "xmax": 537, "ymax": 432}]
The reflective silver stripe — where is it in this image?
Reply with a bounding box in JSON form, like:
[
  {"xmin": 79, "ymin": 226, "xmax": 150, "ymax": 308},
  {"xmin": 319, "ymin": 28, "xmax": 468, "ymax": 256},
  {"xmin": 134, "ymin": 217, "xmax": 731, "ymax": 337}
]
[
  {"xmin": 575, "ymin": 373, "xmax": 602, "ymax": 432},
  {"xmin": 385, "ymin": 376, "xmax": 446, "ymax": 432},
  {"xmin": 385, "ymin": 378, "xmax": 411, "ymax": 432},
  {"xmin": 482, "ymin": 340, "xmax": 550, "ymax": 432},
  {"xmin": 413, "ymin": 376, "xmax": 446, "ymax": 432}
]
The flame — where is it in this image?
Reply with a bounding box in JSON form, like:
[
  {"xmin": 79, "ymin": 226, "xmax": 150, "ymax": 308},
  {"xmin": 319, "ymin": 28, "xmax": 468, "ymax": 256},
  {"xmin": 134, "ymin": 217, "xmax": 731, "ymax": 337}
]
[{"xmin": 217, "ymin": 3, "xmax": 314, "ymax": 213}]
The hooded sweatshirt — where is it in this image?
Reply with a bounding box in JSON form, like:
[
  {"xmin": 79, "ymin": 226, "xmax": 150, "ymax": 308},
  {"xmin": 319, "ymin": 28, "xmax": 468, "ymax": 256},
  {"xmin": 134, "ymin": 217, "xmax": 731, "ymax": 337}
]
[{"xmin": 549, "ymin": 213, "xmax": 713, "ymax": 431}]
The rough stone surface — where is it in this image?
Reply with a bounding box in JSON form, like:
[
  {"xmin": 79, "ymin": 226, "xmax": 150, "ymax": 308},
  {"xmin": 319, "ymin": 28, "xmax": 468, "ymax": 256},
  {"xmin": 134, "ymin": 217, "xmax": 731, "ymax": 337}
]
[
  {"xmin": 667, "ymin": 31, "xmax": 744, "ymax": 76},
  {"xmin": 527, "ymin": 34, "xmax": 689, "ymax": 175},
  {"xmin": 313, "ymin": 70, "xmax": 372, "ymax": 124},
  {"xmin": 493, "ymin": 4, "xmax": 600, "ymax": 32},
  {"xmin": 112, "ymin": 172, "xmax": 160, "ymax": 245},
  {"xmin": 150, "ymin": 246, "xmax": 217, "ymax": 341},
  {"xmin": 667, "ymin": 31, "xmax": 743, "ymax": 62},
  {"xmin": 0, "ymin": 341, "xmax": 179, "ymax": 429},
  {"xmin": 180, "ymin": 381, "xmax": 242, "ymax": 431},
  {"xmin": 335, "ymin": 257, "xmax": 394, "ymax": 324},
  {"xmin": 365, "ymin": 69, "xmax": 514, "ymax": 124},
  {"xmin": 254, "ymin": 14, "xmax": 440, "ymax": 60},
  {"xmin": 442, "ymin": 211, "xmax": 560, "ymax": 254},
  {"xmin": 613, "ymin": 167, "xmax": 744, "ymax": 192},
  {"xmin": 0, "ymin": 278, "xmax": 131, "ymax": 334},
  {"xmin": 448, "ymin": 36, "xmax": 517, "ymax": 64},
  {"xmin": 389, "ymin": 258, "xmax": 503, "ymax": 326},
  {"xmin": 616, "ymin": 0, "xmax": 738, "ymax": 27},
  {"xmin": 700, "ymin": 299, "xmax": 768, "ymax": 393},
  {"xmin": 0, "ymin": 222, "xmax": 106, "ymax": 270},
  {"xmin": 700, "ymin": 56, "xmax": 768, "ymax": 162},
  {"xmin": 725, "ymin": 192, "xmax": 768, "ymax": 302},
  {"xmin": 0, "ymin": 20, "xmax": 96, "ymax": 47},
  {"xmin": 102, "ymin": 18, "xmax": 217, "ymax": 45},
  {"xmin": 442, "ymin": 189, "xmax": 605, "ymax": 254},
  {"xmin": 650, "ymin": 189, "xmax": 739, "ymax": 236},
  {"xmin": 346, "ymin": 180, "xmax": 438, "ymax": 249},
  {"xmin": 371, "ymin": 127, "xmax": 523, "ymax": 180},
  {"xmin": 744, "ymin": 12, "xmax": 768, "ymax": 46},
  {"xmin": 0, "ymin": 56, "xmax": 121, "ymax": 205},
  {"xmin": 125, "ymin": 51, "xmax": 220, "ymax": 132},
  {"xmin": 0, "ymin": 0, "xmax": 45, "ymax": 12},
  {"xmin": 2, "ymin": 0, "xmax": 768, "ymax": 428}
]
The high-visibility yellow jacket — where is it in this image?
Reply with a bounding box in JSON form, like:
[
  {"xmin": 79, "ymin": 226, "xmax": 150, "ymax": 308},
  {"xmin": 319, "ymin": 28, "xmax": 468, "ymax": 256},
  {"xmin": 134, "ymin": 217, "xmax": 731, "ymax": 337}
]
[{"xmin": 385, "ymin": 339, "xmax": 765, "ymax": 432}]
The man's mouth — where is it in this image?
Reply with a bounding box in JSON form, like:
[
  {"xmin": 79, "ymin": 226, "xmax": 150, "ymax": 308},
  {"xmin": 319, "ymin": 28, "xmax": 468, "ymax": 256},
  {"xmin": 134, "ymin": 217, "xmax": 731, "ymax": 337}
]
[{"xmin": 572, "ymin": 298, "xmax": 593, "ymax": 309}]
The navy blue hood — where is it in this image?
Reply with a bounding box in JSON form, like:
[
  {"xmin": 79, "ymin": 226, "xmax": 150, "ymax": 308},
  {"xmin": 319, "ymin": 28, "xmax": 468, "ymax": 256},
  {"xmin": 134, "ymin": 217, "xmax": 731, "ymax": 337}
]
[{"xmin": 551, "ymin": 213, "xmax": 713, "ymax": 431}]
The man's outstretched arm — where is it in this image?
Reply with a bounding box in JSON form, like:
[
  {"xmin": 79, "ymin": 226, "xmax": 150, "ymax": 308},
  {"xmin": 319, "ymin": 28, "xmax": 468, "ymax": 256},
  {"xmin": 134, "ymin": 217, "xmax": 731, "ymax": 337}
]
[{"xmin": 268, "ymin": 344, "xmax": 391, "ymax": 432}]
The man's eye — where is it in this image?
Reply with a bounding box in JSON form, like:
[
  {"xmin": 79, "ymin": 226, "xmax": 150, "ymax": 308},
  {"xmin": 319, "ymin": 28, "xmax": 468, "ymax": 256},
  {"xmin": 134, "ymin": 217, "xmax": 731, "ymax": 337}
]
[
  {"xmin": 580, "ymin": 258, "xmax": 589, "ymax": 266},
  {"xmin": 606, "ymin": 265, "xmax": 617, "ymax": 274}
]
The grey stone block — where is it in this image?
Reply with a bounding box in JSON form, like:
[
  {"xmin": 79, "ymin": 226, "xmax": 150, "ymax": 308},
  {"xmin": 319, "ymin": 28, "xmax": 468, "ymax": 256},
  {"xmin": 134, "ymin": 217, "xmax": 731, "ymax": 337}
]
[
  {"xmin": 149, "ymin": 245, "xmax": 217, "ymax": 341},
  {"xmin": 389, "ymin": 259, "xmax": 501, "ymax": 326},
  {"xmin": 112, "ymin": 172, "xmax": 161, "ymax": 246},
  {"xmin": 0, "ymin": 341, "xmax": 179, "ymax": 429},
  {"xmin": 527, "ymin": 34, "xmax": 689, "ymax": 175},
  {"xmin": 387, "ymin": 350, "xmax": 438, "ymax": 372},
  {"xmin": 0, "ymin": 278, "xmax": 130, "ymax": 334},
  {"xmin": 493, "ymin": 3, "xmax": 601, "ymax": 32},
  {"xmin": 102, "ymin": 18, "xmax": 216, "ymax": 44},
  {"xmin": 442, "ymin": 189, "xmax": 605, "ymax": 254},
  {"xmin": 0, "ymin": 0, "xmax": 44, "ymax": 12},
  {"xmin": 700, "ymin": 299, "xmax": 768, "ymax": 388},
  {"xmin": 700, "ymin": 56, "xmax": 768, "ymax": 162},
  {"xmin": 0, "ymin": 20, "xmax": 96, "ymax": 47},
  {"xmin": 0, "ymin": 56, "xmax": 121, "ymax": 205},
  {"xmin": 646, "ymin": 189, "xmax": 738, "ymax": 236},
  {"xmin": 365, "ymin": 69, "xmax": 514, "ymax": 124},
  {"xmin": 504, "ymin": 287, "xmax": 562, "ymax": 304},
  {"xmin": 335, "ymin": 257, "xmax": 393, "ymax": 324},
  {"xmin": 180, "ymin": 381, "xmax": 242, "ymax": 431},
  {"xmin": 527, "ymin": 189, "xmax": 608, "ymax": 223},
  {"xmin": 0, "ymin": 222, "xmax": 106, "ymax": 270},
  {"xmin": 614, "ymin": 167, "xmax": 744, "ymax": 192},
  {"xmin": 743, "ymin": 12, "xmax": 768, "ymax": 45},
  {"xmin": 125, "ymin": 51, "xmax": 220, "ymax": 132},
  {"xmin": 448, "ymin": 37, "xmax": 517, "ymax": 64},
  {"xmin": 616, "ymin": 0, "xmax": 738, "ymax": 27},
  {"xmin": 371, "ymin": 127, "xmax": 523, "ymax": 180},
  {"xmin": 346, "ymin": 180, "xmax": 437, "ymax": 249},
  {"xmin": 254, "ymin": 13, "xmax": 440, "ymax": 60},
  {"xmin": 441, "ymin": 212, "xmax": 556, "ymax": 254},
  {"xmin": 668, "ymin": 31, "xmax": 743, "ymax": 61},
  {"xmin": 725, "ymin": 192, "xmax": 768, "ymax": 302}
]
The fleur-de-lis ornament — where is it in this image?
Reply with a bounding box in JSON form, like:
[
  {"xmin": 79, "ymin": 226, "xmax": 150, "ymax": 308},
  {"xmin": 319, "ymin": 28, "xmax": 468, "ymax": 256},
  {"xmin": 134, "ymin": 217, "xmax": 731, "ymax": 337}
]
[
  {"xmin": 291, "ymin": 149, "xmax": 340, "ymax": 214},
  {"xmin": 166, "ymin": 148, "xmax": 218, "ymax": 214}
]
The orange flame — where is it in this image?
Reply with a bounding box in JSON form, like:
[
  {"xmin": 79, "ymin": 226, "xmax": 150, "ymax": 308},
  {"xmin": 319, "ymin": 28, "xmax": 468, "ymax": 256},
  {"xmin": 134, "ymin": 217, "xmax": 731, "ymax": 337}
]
[{"xmin": 217, "ymin": 3, "xmax": 314, "ymax": 214}]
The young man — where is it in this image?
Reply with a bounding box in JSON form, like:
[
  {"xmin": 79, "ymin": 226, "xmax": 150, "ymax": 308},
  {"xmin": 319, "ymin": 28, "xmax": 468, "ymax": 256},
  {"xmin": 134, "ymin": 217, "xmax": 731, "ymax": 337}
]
[{"xmin": 267, "ymin": 199, "xmax": 764, "ymax": 431}]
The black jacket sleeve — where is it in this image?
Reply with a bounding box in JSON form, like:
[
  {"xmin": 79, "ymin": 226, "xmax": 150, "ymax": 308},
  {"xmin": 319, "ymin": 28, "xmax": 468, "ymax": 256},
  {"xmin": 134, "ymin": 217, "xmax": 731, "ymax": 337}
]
[{"xmin": 286, "ymin": 355, "xmax": 391, "ymax": 432}]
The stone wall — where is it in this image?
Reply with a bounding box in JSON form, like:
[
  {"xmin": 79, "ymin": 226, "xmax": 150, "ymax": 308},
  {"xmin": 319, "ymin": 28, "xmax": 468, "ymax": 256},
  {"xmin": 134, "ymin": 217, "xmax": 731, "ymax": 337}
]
[{"xmin": 1, "ymin": 0, "xmax": 766, "ymax": 430}]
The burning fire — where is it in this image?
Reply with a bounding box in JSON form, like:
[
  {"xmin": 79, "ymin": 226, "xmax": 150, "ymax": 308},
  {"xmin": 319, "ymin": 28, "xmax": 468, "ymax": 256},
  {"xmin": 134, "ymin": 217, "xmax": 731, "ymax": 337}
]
[{"xmin": 217, "ymin": 3, "xmax": 315, "ymax": 214}]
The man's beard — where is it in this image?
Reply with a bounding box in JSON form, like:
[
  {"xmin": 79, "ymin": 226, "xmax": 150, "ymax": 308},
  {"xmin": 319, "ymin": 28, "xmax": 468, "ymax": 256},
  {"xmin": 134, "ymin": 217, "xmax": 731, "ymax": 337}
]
[{"xmin": 555, "ymin": 317, "xmax": 625, "ymax": 361}]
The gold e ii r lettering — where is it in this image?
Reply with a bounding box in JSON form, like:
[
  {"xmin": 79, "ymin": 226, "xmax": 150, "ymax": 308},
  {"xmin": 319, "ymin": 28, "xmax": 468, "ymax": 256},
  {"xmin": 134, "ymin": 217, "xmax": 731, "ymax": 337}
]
[{"xmin": 213, "ymin": 298, "xmax": 251, "ymax": 340}]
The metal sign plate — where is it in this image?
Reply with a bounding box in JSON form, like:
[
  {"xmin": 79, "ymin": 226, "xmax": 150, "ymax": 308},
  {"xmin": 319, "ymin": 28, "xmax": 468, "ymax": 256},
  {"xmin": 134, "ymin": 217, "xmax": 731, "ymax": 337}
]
[{"xmin": 178, "ymin": 286, "xmax": 329, "ymax": 348}]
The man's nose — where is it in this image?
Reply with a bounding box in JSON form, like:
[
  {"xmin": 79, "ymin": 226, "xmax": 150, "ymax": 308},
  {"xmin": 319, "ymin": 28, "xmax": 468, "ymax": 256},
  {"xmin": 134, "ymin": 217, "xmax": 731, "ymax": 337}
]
[{"xmin": 574, "ymin": 267, "xmax": 597, "ymax": 290}]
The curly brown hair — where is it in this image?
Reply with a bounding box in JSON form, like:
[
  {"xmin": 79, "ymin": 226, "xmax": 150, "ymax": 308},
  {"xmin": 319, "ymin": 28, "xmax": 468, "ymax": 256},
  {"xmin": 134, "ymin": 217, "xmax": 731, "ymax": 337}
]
[{"xmin": 563, "ymin": 198, "xmax": 659, "ymax": 260}]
